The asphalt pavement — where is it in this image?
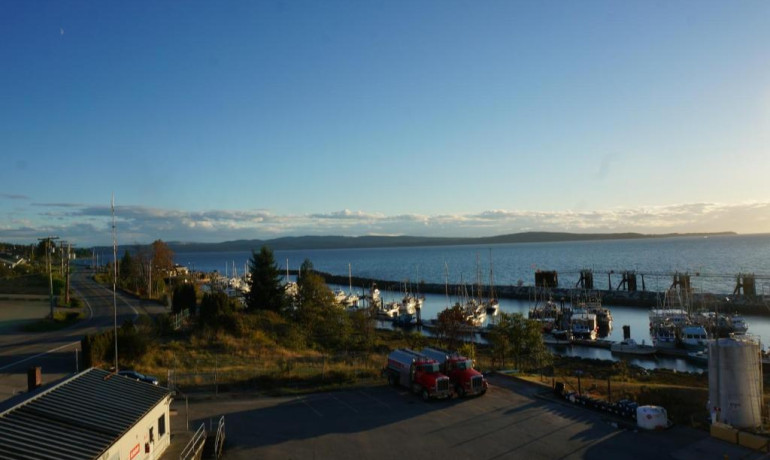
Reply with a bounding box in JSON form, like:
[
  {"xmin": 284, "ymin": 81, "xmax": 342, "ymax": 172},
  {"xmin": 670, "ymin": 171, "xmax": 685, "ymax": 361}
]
[{"xmin": 162, "ymin": 374, "xmax": 764, "ymax": 460}]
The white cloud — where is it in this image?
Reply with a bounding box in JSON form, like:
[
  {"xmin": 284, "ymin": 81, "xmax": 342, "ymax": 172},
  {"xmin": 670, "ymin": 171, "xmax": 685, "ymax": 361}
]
[{"xmin": 0, "ymin": 202, "xmax": 768, "ymax": 246}]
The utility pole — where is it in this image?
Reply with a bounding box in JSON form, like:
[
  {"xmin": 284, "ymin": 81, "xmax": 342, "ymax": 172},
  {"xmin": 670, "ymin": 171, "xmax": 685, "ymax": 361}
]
[
  {"xmin": 38, "ymin": 236, "xmax": 60, "ymax": 318},
  {"xmin": 112, "ymin": 194, "xmax": 119, "ymax": 372},
  {"xmin": 65, "ymin": 243, "xmax": 74, "ymax": 304},
  {"xmin": 59, "ymin": 241, "xmax": 66, "ymax": 277}
]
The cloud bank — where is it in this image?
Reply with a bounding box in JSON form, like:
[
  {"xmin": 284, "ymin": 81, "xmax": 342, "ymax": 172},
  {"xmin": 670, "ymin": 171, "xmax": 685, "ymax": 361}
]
[{"xmin": 0, "ymin": 201, "xmax": 768, "ymax": 246}]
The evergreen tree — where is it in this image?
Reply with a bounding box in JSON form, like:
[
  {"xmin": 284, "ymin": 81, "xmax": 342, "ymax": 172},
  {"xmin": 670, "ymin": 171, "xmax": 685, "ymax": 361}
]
[
  {"xmin": 199, "ymin": 291, "xmax": 232, "ymax": 328},
  {"xmin": 172, "ymin": 282, "xmax": 197, "ymax": 314},
  {"xmin": 119, "ymin": 250, "xmax": 139, "ymax": 291},
  {"xmin": 246, "ymin": 246, "xmax": 286, "ymax": 312}
]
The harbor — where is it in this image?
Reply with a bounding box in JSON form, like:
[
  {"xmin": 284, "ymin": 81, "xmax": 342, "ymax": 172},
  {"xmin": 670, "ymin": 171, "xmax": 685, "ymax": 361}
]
[{"xmin": 170, "ymin": 234, "xmax": 770, "ymax": 372}]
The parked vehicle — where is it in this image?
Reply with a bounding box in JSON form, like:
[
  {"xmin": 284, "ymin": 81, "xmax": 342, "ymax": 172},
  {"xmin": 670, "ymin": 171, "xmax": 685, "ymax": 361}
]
[
  {"xmin": 421, "ymin": 347, "xmax": 487, "ymax": 397},
  {"xmin": 117, "ymin": 370, "xmax": 159, "ymax": 385},
  {"xmin": 383, "ymin": 349, "xmax": 452, "ymax": 401}
]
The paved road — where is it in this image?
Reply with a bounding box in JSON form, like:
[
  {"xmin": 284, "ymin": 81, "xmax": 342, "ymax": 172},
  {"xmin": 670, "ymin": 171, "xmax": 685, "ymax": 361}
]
[
  {"xmin": 164, "ymin": 374, "xmax": 762, "ymax": 460},
  {"xmin": 0, "ymin": 268, "xmax": 167, "ymax": 399}
]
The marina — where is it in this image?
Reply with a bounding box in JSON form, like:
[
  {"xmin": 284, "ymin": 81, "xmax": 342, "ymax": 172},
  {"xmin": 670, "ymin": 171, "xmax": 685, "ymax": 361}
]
[{"xmin": 167, "ymin": 234, "xmax": 770, "ymax": 372}]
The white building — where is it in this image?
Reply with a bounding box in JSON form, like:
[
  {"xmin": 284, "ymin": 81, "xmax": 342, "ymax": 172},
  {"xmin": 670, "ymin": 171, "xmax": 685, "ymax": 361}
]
[{"xmin": 0, "ymin": 367, "xmax": 173, "ymax": 460}]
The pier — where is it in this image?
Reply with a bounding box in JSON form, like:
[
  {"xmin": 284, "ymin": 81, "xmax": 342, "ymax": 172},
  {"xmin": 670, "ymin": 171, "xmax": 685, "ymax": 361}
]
[{"xmin": 312, "ymin": 269, "xmax": 770, "ymax": 315}]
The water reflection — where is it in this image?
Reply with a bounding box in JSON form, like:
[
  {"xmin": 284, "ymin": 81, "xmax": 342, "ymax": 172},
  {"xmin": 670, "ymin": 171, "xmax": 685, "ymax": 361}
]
[{"xmin": 364, "ymin": 286, "xmax": 709, "ymax": 373}]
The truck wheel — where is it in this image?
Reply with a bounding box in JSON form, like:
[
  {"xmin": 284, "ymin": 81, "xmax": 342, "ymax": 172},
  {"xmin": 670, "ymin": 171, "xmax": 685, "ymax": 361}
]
[
  {"xmin": 387, "ymin": 374, "xmax": 397, "ymax": 387},
  {"xmin": 421, "ymin": 389, "xmax": 429, "ymax": 402},
  {"xmin": 457, "ymin": 385, "xmax": 466, "ymax": 398}
]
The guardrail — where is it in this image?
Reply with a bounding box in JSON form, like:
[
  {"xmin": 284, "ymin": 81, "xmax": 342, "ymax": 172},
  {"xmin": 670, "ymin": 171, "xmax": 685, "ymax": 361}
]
[{"xmin": 180, "ymin": 422, "xmax": 206, "ymax": 460}]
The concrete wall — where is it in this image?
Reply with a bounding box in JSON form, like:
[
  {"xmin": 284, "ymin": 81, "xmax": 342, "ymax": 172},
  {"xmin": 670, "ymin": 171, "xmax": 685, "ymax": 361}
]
[{"xmin": 101, "ymin": 395, "xmax": 172, "ymax": 460}]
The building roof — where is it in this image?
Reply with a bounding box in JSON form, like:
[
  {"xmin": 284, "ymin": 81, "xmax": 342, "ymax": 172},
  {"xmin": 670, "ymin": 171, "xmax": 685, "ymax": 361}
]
[{"xmin": 0, "ymin": 368, "xmax": 172, "ymax": 460}]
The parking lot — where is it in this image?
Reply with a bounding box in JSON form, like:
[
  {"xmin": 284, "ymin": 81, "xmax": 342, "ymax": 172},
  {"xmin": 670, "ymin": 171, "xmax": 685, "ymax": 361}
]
[{"xmin": 167, "ymin": 374, "xmax": 761, "ymax": 460}]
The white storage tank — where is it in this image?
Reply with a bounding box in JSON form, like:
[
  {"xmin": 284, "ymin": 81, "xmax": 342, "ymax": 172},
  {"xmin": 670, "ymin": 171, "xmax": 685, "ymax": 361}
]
[
  {"xmin": 708, "ymin": 336, "xmax": 763, "ymax": 429},
  {"xmin": 636, "ymin": 405, "xmax": 668, "ymax": 430}
]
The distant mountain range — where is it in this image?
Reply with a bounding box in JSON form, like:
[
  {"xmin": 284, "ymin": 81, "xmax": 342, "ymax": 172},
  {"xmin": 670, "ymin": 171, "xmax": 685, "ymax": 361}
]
[{"xmin": 160, "ymin": 231, "xmax": 737, "ymax": 253}]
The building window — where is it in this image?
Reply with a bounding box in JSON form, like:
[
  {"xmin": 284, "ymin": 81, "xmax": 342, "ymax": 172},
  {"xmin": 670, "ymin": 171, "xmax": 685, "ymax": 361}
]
[{"xmin": 158, "ymin": 415, "xmax": 166, "ymax": 437}]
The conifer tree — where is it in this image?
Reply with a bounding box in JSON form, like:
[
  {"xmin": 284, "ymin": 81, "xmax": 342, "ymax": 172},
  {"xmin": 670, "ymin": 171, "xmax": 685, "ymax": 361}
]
[{"xmin": 246, "ymin": 246, "xmax": 286, "ymax": 312}]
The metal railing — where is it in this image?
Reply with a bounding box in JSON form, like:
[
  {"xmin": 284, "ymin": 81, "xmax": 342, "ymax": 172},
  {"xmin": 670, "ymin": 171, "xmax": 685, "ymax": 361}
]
[
  {"xmin": 180, "ymin": 422, "xmax": 206, "ymax": 460},
  {"xmin": 212, "ymin": 416, "xmax": 225, "ymax": 459}
]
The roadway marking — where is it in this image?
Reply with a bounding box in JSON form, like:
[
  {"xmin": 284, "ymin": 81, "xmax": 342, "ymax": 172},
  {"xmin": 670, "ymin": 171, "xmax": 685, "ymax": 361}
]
[
  {"xmin": 356, "ymin": 389, "xmax": 391, "ymax": 410},
  {"xmin": 331, "ymin": 394, "xmax": 359, "ymax": 413},
  {"xmin": 75, "ymin": 280, "xmax": 139, "ymax": 320},
  {"xmin": 0, "ymin": 341, "xmax": 81, "ymax": 372},
  {"xmin": 70, "ymin": 285, "xmax": 94, "ymax": 321},
  {"xmin": 298, "ymin": 397, "xmax": 323, "ymax": 417}
]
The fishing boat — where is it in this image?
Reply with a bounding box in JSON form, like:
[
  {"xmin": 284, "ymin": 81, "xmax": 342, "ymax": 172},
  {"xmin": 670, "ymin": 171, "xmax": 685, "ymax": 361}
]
[
  {"xmin": 730, "ymin": 314, "xmax": 749, "ymax": 334},
  {"xmin": 610, "ymin": 338, "xmax": 656, "ymax": 356},
  {"xmin": 680, "ymin": 324, "xmax": 709, "ymax": 351},
  {"xmin": 378, "ymin": 300, "xmax": 400, "ymax": 319},
  {"xmin": 649, "ymin": 308, "xmax": 688, "ymax": 348},
  {"xmin": 570, "ymin": 310, "xmax": 598, "ymax": 341},
  {"xmin": 580, "ymin": 296, "xmax": 612, "ymax": 332},
  {"xmin": 529, "ymin": 299, "xmax": 561, "ymax": 333},
  {"xmin": 650, "ymin": 321, "xmax": 679, "ymax": 349}
]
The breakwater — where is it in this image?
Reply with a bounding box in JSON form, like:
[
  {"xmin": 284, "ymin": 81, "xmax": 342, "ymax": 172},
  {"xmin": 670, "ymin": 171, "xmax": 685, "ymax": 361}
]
[{"xmin": 314, "ymin": 271, "xmax": 770, "ymax": 315}]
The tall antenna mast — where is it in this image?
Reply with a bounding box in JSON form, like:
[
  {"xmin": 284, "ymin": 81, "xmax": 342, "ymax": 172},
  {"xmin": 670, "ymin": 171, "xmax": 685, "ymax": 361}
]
[{"xmin": 112, "ymin": 194, "xmax": 118, "ymax": 372}]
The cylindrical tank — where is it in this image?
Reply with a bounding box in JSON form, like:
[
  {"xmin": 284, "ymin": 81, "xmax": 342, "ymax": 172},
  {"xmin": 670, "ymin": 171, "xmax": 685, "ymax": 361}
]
[
  {"xmin": 636, "ymin": 405, "xmax": 668, "ymax": 430},
  {"xmin": 708, "ymin": 336, "xmax": 762, "ymax": 429}
]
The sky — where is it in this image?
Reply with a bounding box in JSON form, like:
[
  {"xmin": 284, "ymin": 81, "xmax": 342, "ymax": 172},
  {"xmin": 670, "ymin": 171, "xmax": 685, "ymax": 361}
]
[{"xmin": 1, "ymin": 1, "xmax": 769, "ymax": 247}]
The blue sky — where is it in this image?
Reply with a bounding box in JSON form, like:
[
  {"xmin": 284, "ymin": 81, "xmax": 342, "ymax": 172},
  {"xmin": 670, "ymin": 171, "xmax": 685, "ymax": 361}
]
[{"xmin": 1, "ymin": 1, "xmax": 769, "ymax": 246}]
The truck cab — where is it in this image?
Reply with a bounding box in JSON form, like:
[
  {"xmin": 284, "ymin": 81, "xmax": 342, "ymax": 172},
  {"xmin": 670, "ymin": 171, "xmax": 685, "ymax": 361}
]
[{"xmin": 422, "ymin": 347, "xmax": 488, "ymax": 397}]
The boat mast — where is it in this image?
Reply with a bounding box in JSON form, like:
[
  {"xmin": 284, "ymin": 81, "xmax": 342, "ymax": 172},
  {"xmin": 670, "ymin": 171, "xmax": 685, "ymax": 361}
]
[{"xmin": 444, "ymin": 261, "xmax": 450, "ymax": 307}]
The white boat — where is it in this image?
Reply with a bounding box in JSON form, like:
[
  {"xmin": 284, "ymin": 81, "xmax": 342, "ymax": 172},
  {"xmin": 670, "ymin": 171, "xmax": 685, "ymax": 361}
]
[
  {"xmin": 378, "ymin": 301, "xmax": 400, "ymax": 318},
  {"xmin": 582, "ymin": 297, "xmax": 612, "ymax": 331},
  {"xmin": 464, "ymin": 298, "xmax": 487, "ymax": 327},
  {"xmin": 611, "ymin": 338, "xmax": 656, "ymax": 356},
  {"xmin": 485, "ymin": 298, "xmax": 499, "ymax": 316},
  {"xmin": 651, "ymin": 321, "xmax": 678, "ymax": 349},
  {"xmin": 570, "ymin": 311, "xmax": 598, "ymax": 340},
  {"xmin": 680, "ymin": 325, "xmax": 709, "ymax": 350},
  {"xmin": 730, "ymin": 315, "xmax": 749, "ymax": 334}
]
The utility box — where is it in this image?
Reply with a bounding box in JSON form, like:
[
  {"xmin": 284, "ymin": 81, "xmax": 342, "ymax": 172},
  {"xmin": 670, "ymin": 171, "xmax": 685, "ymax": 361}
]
[
  {"xmin": 710, "ymin": 422, "xmax": 739, "ymax": 444},
  {"xmin": 738, "ymin": 431, "xmax": 769, "ymax": 452}
]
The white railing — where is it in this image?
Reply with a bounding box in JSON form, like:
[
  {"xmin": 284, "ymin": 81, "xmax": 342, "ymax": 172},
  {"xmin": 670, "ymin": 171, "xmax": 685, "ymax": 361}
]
[
  {"xmin": 212, "ymin": 416, "xmax": 225, "ymax": 459},
  {"xmin": 179, "ymin": 422, "xmax": 206, "ymax": 460}
]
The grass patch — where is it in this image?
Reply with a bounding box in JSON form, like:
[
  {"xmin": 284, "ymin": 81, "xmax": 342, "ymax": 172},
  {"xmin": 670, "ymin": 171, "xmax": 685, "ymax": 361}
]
[
  {"xmin": 21, "ymin": 309, "xmax": 83, "ymax": 332},
  {"xmin": 0, "ymin": 274, "xmax": 51, "ymax": 295}
]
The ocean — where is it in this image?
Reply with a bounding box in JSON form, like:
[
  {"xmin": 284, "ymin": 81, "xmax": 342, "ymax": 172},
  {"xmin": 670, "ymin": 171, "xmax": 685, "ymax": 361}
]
[{"xmin": 173, "ymin": 233, "xmax": 770, "ymax": 294}]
